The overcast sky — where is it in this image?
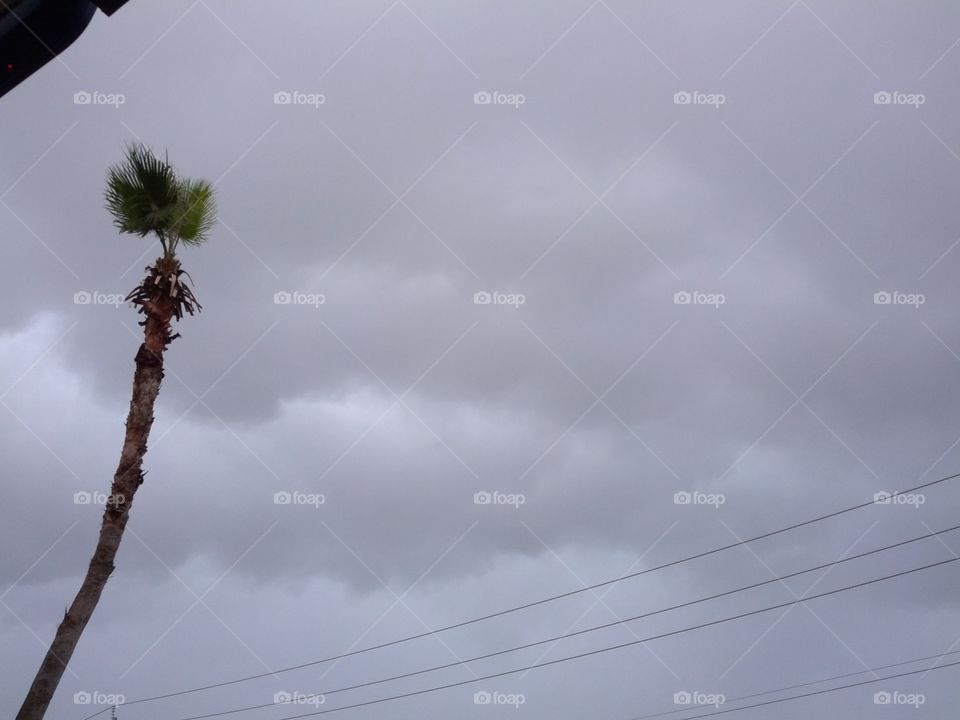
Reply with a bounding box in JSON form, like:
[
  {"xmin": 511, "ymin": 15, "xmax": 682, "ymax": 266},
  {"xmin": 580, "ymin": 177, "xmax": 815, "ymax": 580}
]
[{"xmin": 3, "ymin": 1, "xmax": 960, "ymax": 719}]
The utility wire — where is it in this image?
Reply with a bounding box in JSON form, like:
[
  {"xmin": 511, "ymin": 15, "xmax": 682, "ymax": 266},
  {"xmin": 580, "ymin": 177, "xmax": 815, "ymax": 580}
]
[
  {"xmin": 664, "ymin": 658, "xmax": 960, "ymax": 719},
  {"xmin": 629, "ymin": 647, "xmax": 960, "ymax": 719},
  {"xmin": 150, "ymin": 524, "xmax": 960, "ymax": 720},
  {"xmin": 118, "ymin": 471, "xmax": 960, "ymax": 707},
  {"xmin": 79, "ymin": 708, "xmax": 112, "ymax": 720},
  {"xmin": 172, "ymin": 555, "xmax": 959, "ymax": 720}
]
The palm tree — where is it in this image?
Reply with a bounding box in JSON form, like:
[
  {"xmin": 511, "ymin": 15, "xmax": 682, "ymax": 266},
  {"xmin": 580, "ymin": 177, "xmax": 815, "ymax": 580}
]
[{"xmin": 17, "ymin": 144, "xmax": 216, "ymax": 720}]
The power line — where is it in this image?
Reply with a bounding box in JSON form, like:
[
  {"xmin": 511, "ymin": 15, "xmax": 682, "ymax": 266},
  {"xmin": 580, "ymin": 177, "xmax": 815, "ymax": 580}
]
[
  {"xmin": 151, "ymin": 524, "xmax": 960, "ymax": 720},
  {"xmin": 664, "ymin": 658, "xmax": 960, "ymax": 719},
  {"xmin": 629, "ymin": 647, "xmax": 960, "ymax": 719},
  {"xmin": 172, "ymin": 555, "xmax": 959, "ymax": 720},
  {"xmin": 118, "ymin": 471, "xmax": 960, "ymax": 708},
  {"xmin": 79, "ymin": 708, "xmax": 111, "ymax": 720}
]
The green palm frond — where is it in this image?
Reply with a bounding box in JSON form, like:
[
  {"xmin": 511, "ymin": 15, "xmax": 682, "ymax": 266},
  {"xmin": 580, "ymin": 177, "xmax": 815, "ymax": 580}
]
[
  {"xmin": 104, "ymin": 144, "xmax": 179, "ymax": 238},
  {"xmin": 170, "ymin": 178, "xmax": 217, "ymax": 247},
  {"xmin": 104, "ymin": 143, "xmax": 217, "ymax": 258}
]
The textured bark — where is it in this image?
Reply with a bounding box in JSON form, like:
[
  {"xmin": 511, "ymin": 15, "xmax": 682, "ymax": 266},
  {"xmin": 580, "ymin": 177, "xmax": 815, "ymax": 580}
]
[{"xmin": 16, "ymin": 340, "xmax": 166, "ymax": 720}]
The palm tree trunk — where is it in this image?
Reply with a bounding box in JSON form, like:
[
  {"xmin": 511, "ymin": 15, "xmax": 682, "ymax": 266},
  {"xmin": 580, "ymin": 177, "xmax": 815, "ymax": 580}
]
[{"xmin": 17, "ymin": 327, "xmax": 166, "ymax": 720}]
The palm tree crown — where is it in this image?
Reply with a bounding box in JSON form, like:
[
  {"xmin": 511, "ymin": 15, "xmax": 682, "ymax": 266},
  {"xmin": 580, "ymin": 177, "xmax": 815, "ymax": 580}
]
[{"xmin": 105, "ymin": 143, "xmax": 216, "ymax": 260}]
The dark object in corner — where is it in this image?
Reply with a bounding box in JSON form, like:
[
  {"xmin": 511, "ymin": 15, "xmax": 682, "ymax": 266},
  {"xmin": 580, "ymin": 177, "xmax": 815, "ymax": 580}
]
[{"xmin": 0, "ymin": 0, "xmax": 131, "ymax": 99}]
